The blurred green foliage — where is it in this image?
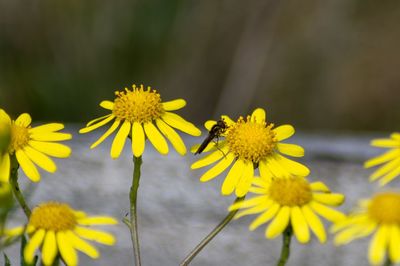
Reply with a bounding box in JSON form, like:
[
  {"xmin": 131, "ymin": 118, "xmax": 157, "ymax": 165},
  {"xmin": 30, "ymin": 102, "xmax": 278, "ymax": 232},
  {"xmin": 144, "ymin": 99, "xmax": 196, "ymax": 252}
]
[{"xmin": 1, "ymin": 0, "xmax": 400, "ymax": 131}]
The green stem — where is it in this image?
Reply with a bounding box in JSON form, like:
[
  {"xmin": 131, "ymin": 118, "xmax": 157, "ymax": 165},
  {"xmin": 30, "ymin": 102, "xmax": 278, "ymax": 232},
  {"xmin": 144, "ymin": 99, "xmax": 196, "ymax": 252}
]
[
  {"xmin": 277, "ymin": 226, "xmax": 293, "ymax": 266},
  {"xmin": 129, "ymin": 156, "xmax": 142, "ymax": 266},
  {"xmin": 180, "ymin": 196, "xmax": 245, "ymax": 266},
  {"xmin": 9, "ymin": 155, "xmax": 31, "ymax": 218},
  {"xmin": 383, "ymin": 257, "xmax": 392, "ymax": 266}
]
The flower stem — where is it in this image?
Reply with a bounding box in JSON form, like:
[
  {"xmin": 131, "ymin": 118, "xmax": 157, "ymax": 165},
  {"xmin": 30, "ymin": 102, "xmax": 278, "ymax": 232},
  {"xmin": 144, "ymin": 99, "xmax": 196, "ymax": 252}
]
[
  {"xmin": 180, "ymin": 196, "xmax": 245, "ymax": 266},
  {"xmin": 383, "ymin": 257, "xmax": 392, "ymax": 266},
  {"xmin": 9, "ymin": 155, "xmax": 31, "ymax": 218},
  {"xmin": 277, "ymin": 225, "xmax": 293, "ymax": 266},
  {"xmin": 129, "ymin": 156, "xmax": 142, "ymax": 266}
]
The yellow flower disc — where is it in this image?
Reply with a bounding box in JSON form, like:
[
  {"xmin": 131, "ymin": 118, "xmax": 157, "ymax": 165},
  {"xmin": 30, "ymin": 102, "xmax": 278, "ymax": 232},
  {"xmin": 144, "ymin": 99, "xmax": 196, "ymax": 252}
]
[
  {"xmin": 30, "ymin": 202, "xmax": 77, "ymax": 231},
  {"xmin": 112, "ymin": 85, "xmax": 164, "ymax": 123},
  {"xmin": 226, "ymin": 116, "xmax": 277, "ymax": 163},
  {"xmin": 269, "ymin": 177, "xmax": 312, "ymax": 206},
  {"xmin": 368, "ymin": 193, "xmax": 400, "ymax": 224},
  {"xmin": 9, "ymin": 124, "xmax": 30, "ymax": 154}
]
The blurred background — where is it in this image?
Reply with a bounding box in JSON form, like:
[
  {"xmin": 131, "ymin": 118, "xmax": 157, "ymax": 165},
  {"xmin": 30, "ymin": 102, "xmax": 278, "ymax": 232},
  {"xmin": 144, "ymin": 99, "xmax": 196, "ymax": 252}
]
[
  {"xmin": 1, "ymin": 1, "xmax": 400, "ymax": 265},
  {"xmin": 1, "ymin": 0, "xmax": 400, "ymax": 131}
]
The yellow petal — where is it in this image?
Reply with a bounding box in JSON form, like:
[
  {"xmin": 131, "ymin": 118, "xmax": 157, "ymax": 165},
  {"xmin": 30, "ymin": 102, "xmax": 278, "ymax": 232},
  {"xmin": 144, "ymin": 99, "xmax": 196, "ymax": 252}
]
[
  {"xmin": 42, "ymin": 231, "xmax": 58, "ymax": 266},
  {"xmin": 29, "ymin": 123, "xmax": 64, "ymax": 134},
  {"xmin": 371, "ymin": 139, "xmax": 400, "ymax": 148},
  {"xmin": 161, "ymin": 112, "xmax": 201, "ymax": 136},
  {"xmin": 199, "ymin": 153, "xmax": 235, "ymax": 182},
  {"xmin": 389, "ymin": 225, "xmax": 400, "ymax": 263},
  {"xmin": 110, "ymin": 121, "xmax": 131, "ymax": 159},
  {"xmin": 369, "ymin": 225, "xmax": 389, "ymax": 266},
  {"xmin": 74, "ymin": 226, "xmax": 116, "ymax": 245},
  {"xmin": 28, "ymin": 141, "xmax": 71, "ymax": 158},
  {"xmin": 275, "ymin": 154, "xmax": 310, "ymax": 177},
  {"xmin": 228, "ymin": 196, "xmax": 267, "ymax": 211},
  {"xmin": 273, "ymin": 125, "xmax": 295, "ymax": 141},
  {"xmin": 312, "ymin": 193, "xmax": 345, "ymax": 206},
  {"xmin": 86, "ymin": 114, "xmax": 112, "ymax": 127},
  {"xmin": 235, "ymin": 162, "xmax": 254, "ymax": 197},
  {"xmin": 291, "ymin": 206, "xmax": 310, "ymax": 243},
  {"xmin": 100, "ymin": 100, "xmax": 114, "ymax": 110},
  {"xmin": 310, "ymin": 182, "xmax": 330, "ymax": 192},
  {"xmin": 162, "ymin": 99, "xmax": 186, "ymax": 111},
  {"xmin": 15, "ymin": 113, "xmax": 31, "ymax": 127},
  {"xmin": 69, "ymin": 231, "xmax": 99, "ymax": 259},
  {"xmin": 79, "ymin": 115, "xmax": 115, "ymax": 134},
  {"xmin": 0, "ymin": 109, "xmax": 11, "ymax": 125},
  {"xmin": 266, "ymin": 206, "xmax": 290, "ymax": 239},
  {"xmin": 4, "ymin": 226, "xmax": 25, "ymax": 237},
  {"xmin": 220, "ymin": 115, "xmax": 235, "ymax": 127},
  {"xmin": 259, "ymin": 160, "xmax": 274, "ymax": 179},
  {"xmin": 204, "ymin": 120, "xmax": 216, "ymax": 131},
  {"xmin": 78, "ymin": 216, "xmax": 118, "ymax": 225},
  {"xmin": 57, "ymin": 231, "xmax": 78, "ymax": 266},
  {"xmin": 191, "ymin": 147, "xmax": 228, "ymax": 169},
  {"xmin": 0, "ymin": 153, "xmax": 10, "ymax": 182},
  {"xmin": 309, "ymin": 201, "xmax": 345, "ymax": 222},
  {"xmin": 249, "ymin": 203, "xmax": 279, "ymax": 231},
  {"xmin": 334, "ymin": 222, "xmax": 376, "ymax": 245},
  {"xmin": 235, "ymin": 204, "xmax": 270, "ymax": 219},
  {"xmin": 131, "ymin": 122, "xmax": 145, "ymax": 157},
  {"xmin": 30, "ymin": 132, "xmax": 72, "ymax": 142},
  {"xmin": 364, "ymin": 149, "xmax": 400, "ymax": 168},
  {"xmin": 90, "ymin": 120, "xmax": 120, "ymax": 149},
  {"xmin": 369, "ymin": 158, "xmax": 400, "ymax": 181},
  {"xmin": 24, "ymin": 229, "xmax": 45, "ymax": 264},
  {"xmin": 24, "ymin": 146, "xmax": 57, "ymax": 173},
  {"xmin": 144, "ymin": 122, "xmax": 169, "ymax": 155},
  {"xmin": 302, "ymin": 205, "xmax": 326, "ymax": 243},
  {"xmin": 379, "ymin": 165, "xmax": 400, "ymax": 186},
  {"xmin": 156, "ymin": 119, "xmax": 186, "ymax": 155},
  {"xmin": 276, "ymin": 143, "xmax": 305, "ymax": 158},
  {"xmin": 221, "ymin": 160, "xmax": 245, "ymax": 196},
  {"xmin": 16, "ymin": 150, "xmax": 40, "ymax": 182},
  {"xmin": 263, "ymin": 156, "xmax": 289, "ymax": 178},
  {"xmin": 251, "ymin": 108, "xmax": 266, "ymax": 123}
]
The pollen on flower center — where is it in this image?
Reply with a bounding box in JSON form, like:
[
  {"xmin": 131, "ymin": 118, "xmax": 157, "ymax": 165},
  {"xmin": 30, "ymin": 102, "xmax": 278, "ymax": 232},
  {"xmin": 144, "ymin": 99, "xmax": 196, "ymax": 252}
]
[
  {"xmin": 225, "ymin": 116, "xmax": 277, "ymax": 163},
  {"xmin": 29, "ymin": 202, "xmax": 77, "ymax": 231},
  {"xmin": 268, "ymin": 177, "xmax": 312, "ymax": 206},
  {"xmin": 368, "ymin": 193, "xmax": 400, "ymax": 224},
  {"xmin": 9, "ymin": 124, "xmax": 30, "ymax": 153},
  {"xmin": 112, "ymin": 85, "xmax": 164, "ymax": 123}
]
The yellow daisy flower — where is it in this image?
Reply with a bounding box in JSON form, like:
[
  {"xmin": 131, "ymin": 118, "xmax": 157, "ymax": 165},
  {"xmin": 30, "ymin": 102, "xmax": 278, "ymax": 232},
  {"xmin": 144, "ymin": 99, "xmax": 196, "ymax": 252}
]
[
  {"xmin": 3, "ymin": 202, "xmax": 117, "ymax": 266},
  {"xmin": 364, "ymin": 133, "xmax": 400, "ymax": 186},
  {"xmin": 0, "ymin": 118, "xmax": 11, "ymax": 182},
  {"xmin": 332, "ymin": 192, "xmax": 400, "ymax": 266},
  {"xmin": 0, "ymin": 109, "xmax": 72, "ymax": 183},
  {"xmin": 79, "ymin": 84, "xmax": 201, "ymax": 158},
  {"xmin": 229, "ymin": 175, "xmax": 345, "ymax": 243},
  {"xmin": 191, "ymin": 108, "xmax": 310, "ymax": 197}
]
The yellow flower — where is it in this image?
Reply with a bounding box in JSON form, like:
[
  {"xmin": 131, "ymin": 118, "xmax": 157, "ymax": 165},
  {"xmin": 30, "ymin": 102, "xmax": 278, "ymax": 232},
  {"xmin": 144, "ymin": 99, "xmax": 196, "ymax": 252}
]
[
  {"xmin": 364, "ymin": 133, "xmax": 400, "ymax": 186},
  {"xmin": 3, "ymin": 202, "xmax": 117, "ymax": 266},
  {"xmin": 332, "ymin": 192, "xmax": 400, "ymax": 266},
  {"xmin": 0, "ymin": 109, "xmax": 72, "ymax": 182},
  {"xmin": 191, "ymin": 108, "xmax": 310, "ymax": 197},
  {"xmin": 230, "ymin": 175, "xmax": 345, "ymax": 243},
  {"xmin": 79, "ymin": 85, "xmax": 201, "ymax": 158}
]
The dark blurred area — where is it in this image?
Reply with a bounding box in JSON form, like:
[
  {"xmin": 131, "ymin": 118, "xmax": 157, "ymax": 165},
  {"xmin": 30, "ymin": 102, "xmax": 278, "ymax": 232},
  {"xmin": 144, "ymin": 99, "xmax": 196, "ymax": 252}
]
[{"xmin": 0, "ymin": 0, "xmax": 399, "ymax": 131}]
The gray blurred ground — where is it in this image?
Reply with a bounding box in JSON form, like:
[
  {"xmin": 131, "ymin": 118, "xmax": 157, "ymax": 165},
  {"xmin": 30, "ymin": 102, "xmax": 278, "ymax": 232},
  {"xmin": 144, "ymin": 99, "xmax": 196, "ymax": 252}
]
[{"xmin": 0, "ymin": 127, "xmax": 395, "ymax": 266}]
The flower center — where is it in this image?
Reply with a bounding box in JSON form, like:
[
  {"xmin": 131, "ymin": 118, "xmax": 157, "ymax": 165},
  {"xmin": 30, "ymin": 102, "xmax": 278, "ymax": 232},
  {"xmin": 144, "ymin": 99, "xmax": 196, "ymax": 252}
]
[
  {"xmin": 9, "ymin": 123, "xmax": 30, "ymax": 154},
  {"xmin": 268, "ymin": 177, "xmax": 312, "ymax": 206},
  {"xmin": 225, "ymin": 116, "xmax": 277, "ymax": 163},
  {"xmin": 29, "ymin": 202, "xmax": 77, "ymax": 231},
  {"xmin": 112, "ymin": 85, "xmax": 164, "ymax": 123},
  {"xmin": 368, "ymin": 193, "xmax": 400, "ymax": 224}
]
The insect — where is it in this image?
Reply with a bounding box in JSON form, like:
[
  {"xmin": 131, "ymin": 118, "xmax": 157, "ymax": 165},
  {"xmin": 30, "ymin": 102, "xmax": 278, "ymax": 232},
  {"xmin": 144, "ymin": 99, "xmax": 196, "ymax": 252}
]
[{"xmin": 195, "ymin": 119, "xmax": 228, "ymax": 155}]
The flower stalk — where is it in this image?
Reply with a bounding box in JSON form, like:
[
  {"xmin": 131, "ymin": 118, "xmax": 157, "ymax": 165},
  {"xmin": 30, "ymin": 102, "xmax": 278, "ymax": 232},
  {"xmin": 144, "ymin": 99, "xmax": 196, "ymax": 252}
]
[
  {"xmin": 129, "ymin": 156, "xmax": 142, "ymax": 266},
  {"xmin": 9, "ymin": 155, "xmax": 31, "ymax": 218},
  {"xmin": 277, "ymin": 226, "xmax": 293, "ymax": 266},
  {"xmin": 180, "ymin": 196, "xmax": 244, "ymax": 266}
]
